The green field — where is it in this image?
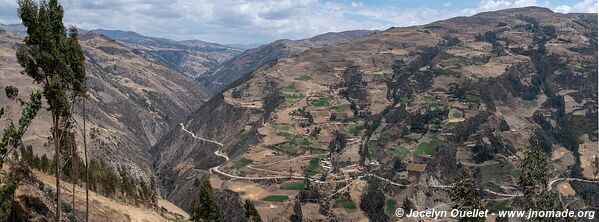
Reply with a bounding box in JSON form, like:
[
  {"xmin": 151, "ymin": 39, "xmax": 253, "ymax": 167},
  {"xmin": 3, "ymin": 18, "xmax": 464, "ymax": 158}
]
[
  {"xmin": 276, "ymin": 131, "xmax": 319, "ymax": 147},
  {"xmin": 285, "ymin": 94, "xmax": 305, "ymax": 101},
  {"xmin": 234, "ymin": 158, "xmax": 253, "ymax": 169},
  {"xmin": 524, "ymin": 100, "xmax": 537, "ymax": 108},
  {"xmin": 465, "ymin": 94, "xmax": 481, "ymax": 102},
  {"xmin": 333, "ymin": 197, "xmax": 357, "ymax": 209},
  {"xmin": 452, "ymin": 112, "xmax": 463, "ymax": 118},
  {"xmin": 391, "ymin": 148, "xmax": 410, "ymax": 157},
  {"xmin": 367, "ymin": 141, "xmax": 378, "ymax": 159},
  {"xmin": 492, "ymin": 200, "xmax": 511, "ymax": 212},
  {"xmin": 282, "ymin": 85, "xmax": 300, "ymax": 93},
  {"xmin": 304, "ymin": 158, "xmax": 320, "ymax": 176},
  {"xmin": 312, "ymin": 97, "xmax": 333, "ymax": 107},
  {"xmin": 294, "ymin": 75, "xmax": 312, "ymax": 81},
  {"xmin": 477, "ymin": 161, "xmax": 517, "ymax": 185},
  {"xmin": 385, "ymin": 199, "xmax": 397, "ymax": 214},
  {"xmin": 414, "ymin": 134, "xmax": 442, "ymax": 156},
  {"xmin": 404, "ymin": 133, "xmax": 422, "ymax": 141},
  {"xmin": 238, "ymin": 130, "xmax": 252, "ymax": 139},
  {"xmin": 263, "ymin": 195, "xmax": 289, "ymax": 202},
  {"xmin": 280, "ymin": 181, "xmax": 306, "ymax": 190}
]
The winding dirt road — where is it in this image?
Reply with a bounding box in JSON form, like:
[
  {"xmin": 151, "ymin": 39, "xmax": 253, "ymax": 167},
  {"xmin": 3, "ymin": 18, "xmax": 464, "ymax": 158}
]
[{"xmin": 180, "ymin": 123, "xmax": 598, "ymax": 198}]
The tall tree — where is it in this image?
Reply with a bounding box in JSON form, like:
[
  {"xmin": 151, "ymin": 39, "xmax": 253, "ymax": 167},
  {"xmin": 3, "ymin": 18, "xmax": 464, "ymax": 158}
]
[
  {"xmin": 16, "ymin": 0, "xmax": 87, "ymax": 220},
  {"xmin": 289, "ymin": 198, "xmax": 302, "ymax": 222},
  {"xmin": 449, "ymin": 178, "xmax": 484, "ymax": 222},
  {"xmin": 517, "ymin": 135, "xmax": 564, "ymax": 222},
  {"xmin": 360, "ymin": 179, "xmax": 388, "ymax": 222},
  {"xmin": 189, "ymin": 180, "xmax": 223, "ymax": 222},
  {"xmin": 82, "ymin": 97, "xmax": 89, "ymax": 221},
  {"xmin": 243, "ymin": 199, "xmax": 262, "ymax": 222}
]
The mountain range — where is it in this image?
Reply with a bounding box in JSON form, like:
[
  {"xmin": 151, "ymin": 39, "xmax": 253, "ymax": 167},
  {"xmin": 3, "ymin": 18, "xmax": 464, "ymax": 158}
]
[{"xmin": 1, "ymin": 6, "xmax": 598, "ymax": 222}]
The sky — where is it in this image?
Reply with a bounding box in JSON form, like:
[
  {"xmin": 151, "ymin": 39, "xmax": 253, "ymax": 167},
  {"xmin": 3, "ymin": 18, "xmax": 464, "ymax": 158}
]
[{"xmin": 0, "ymin": 0, "xmax": 597, "ymax": 44}]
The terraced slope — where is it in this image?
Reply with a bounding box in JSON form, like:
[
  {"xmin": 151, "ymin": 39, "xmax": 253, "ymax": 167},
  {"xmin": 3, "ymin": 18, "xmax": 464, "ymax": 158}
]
[
  {"xmin": 198, "ymin": 30, "xmax": 378, "ymax": 93},
  {"xmin": 153, "ymin": 7, "xmax": 597, "ymax": 221}
]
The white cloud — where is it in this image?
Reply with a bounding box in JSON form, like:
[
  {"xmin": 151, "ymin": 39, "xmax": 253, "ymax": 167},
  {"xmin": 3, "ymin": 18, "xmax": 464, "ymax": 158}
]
[
  {"xmin": 0, "ymin": 0, "xmax": 597, "ymax": 44},
  {"xmin": 555, "ymin": 0, "xmax": 597, "ymax": 13}
]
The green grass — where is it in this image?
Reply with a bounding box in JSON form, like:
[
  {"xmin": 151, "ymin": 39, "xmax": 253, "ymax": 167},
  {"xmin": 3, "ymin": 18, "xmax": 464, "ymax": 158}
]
[
  {"xmin": 367, "ymin": 141, "xmax": 378, "ymax": 159},
  {"xmin": 304, "ymin": 158, "xmax": 320, "ymax": 176},
  {"xmin": 524, "ymin": 100, "xmax": 537, "ymax": 108},
  {"xmin": 281, "ymin": 85, "xmax": 300, "ymax": 93},
  {"xmin": 404, "ymin": 133, "xmax": 422, "ymax": 141},
  {"xmin": 280, "ymin": 181, "xmax": 306, "ymax": 190},
  {"xmin": 385, "ymin": 199, "xmax": 398, "ymax": 215},
  {"xmin": 333, "ymin": 197, "xmax": 357, "ymax": 209},
  {"xmin": 575, "ymin": 66, "xmax": 592, "ymax": 73},
  {"xmin": 452, "ymin": 112, "xmax": 463, "ymax": 118},
  {"xmin": 234, "ymin": 158, "xmax": 253, "ymax": 169},
  {"xmin": 263, "ymin": 195, "xmax": 289, "ymax": 202},
  {"xmin": 380, "ymin": 131, "xmax": 391, "ymax": 141},
  {"xmin": 294, "ymin": 75, "xmax": 312, "ymax": 81},
  {"xmin": 312, "ymin": 97, "xmax": 333, "ymax": 107},
  {"xmin": 492, "ymin": 200, "xmax": 511, "ymax": 212},
  {"xmin": 391, "ymin": 148, "xmax": 410, "ymax": 157},
  {"xmin": 414, "ymin": 134, "xmax": 442, "ymax": 156},
  {"xmin": 342, "ymin": 124, "xmax": 360, "ymax": 136},
  {"xmin": 465, "ymin": 94, "xmax": 481, "ymax": 102}
]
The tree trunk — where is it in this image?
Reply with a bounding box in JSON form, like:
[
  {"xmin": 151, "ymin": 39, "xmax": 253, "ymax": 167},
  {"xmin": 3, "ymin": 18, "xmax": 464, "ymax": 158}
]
[
  {"xmin": 83, "ymin": 97, "xmax": 89, "ymax": 222},
  {"xmin": 72, "ymin": 131, "xmax": 76, "ymax": 220},
  {"xmin": 54, "ymin": 114, "xmax": 61, "ymax": 222}
]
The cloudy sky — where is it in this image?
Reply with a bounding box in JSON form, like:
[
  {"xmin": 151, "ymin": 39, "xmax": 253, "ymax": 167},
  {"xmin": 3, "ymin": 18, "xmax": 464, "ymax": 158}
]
[{"xmin": 0, "ymin": 0, "xmax": 597, "ymax": 44}]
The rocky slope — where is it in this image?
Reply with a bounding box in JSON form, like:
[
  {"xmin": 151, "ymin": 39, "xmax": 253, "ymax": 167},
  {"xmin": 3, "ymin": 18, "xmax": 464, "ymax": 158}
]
[
  {"xmin": 0, "ymin": 30, "xmax": 209, "ymax": 184},
  {"xmin": 153, "ymin": 7, "xmax": 598, "ymax": 221},
  {"xmin": 88, "ymin": 29, "xmax": 243, "ymax": 79},
  {"xmin": 198, "ymin": 30, "xmax": 378, "ymax": 93}
]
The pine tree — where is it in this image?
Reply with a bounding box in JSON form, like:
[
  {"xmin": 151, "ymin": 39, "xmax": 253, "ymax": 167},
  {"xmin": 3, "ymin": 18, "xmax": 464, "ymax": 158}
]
[
  {"xmin": 189, "ymin": 180, "xmax": 223, "ymax": 222},
  {"xmin": 16, "ymin": 0, "xmax": 87, "ymax": 220},
  {"xmin": 243, "ymin": 199, "xmax": 262, "ymax": 222}
]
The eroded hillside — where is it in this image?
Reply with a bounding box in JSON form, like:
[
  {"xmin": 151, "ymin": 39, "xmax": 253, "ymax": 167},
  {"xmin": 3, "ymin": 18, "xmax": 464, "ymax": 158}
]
[
  {"xmin": 0, "ymin": 30, "xmax": 209, "ymax": 189},
  {"xmin": 154, "ymin": 7, "xmax": 598, "ymax": 221}
]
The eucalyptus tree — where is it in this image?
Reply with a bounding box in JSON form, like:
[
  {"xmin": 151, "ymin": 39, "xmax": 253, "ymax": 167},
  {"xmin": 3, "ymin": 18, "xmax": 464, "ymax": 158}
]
[{"xmin": 16, "ymin": 0, "xmax": 86, "ymax": 220}]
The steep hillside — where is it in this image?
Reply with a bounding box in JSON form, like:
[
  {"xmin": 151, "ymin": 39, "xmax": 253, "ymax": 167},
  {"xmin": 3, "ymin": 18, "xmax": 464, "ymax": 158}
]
[
  {"xmin": 198, "ymin": 30, "xmax": 378, "ymax": 93},
  {"xmin": 0, "ymin": 30, "xmax": 208, "ymax": 187},
  {"xmin": 153, "ymin": 7, "xmax": 598, "ymax": 221},
  {"xmin": 89, "ymin": 29, "xmax": 243, "ymax": 78},
  {"xmin": 8, "ymin": 168, "xmax": 188, "ymax": 221}
]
